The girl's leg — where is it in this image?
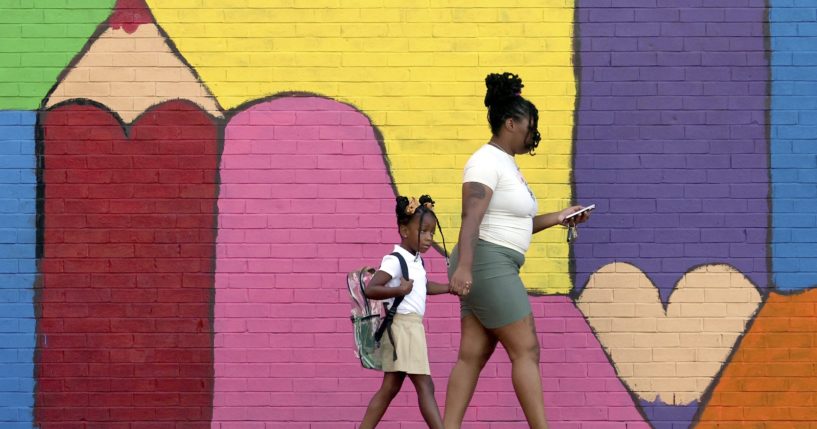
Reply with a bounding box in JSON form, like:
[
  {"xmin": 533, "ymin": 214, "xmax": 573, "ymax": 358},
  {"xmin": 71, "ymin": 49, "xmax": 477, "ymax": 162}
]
[
  {"xmin": 491, "ymin": 314, "xmax": 548, "ymax": 429},
  {"xmin": 408, "ymin": 374, "xmax": 443, "ymax": 429},
  {"xmin": 360, "ymin": 371, "xmax": 407, "ymax": 429},
  {"xmin": 443, "ymin": 314, "xmax": 498, "ymax": 429}
]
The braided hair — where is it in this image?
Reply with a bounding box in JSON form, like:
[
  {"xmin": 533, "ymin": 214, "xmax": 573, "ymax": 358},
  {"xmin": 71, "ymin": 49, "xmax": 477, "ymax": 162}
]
[
  {"xmin": 395, "ymin": 195, "xmax": 449, "ymax": 263},
  {"xmin": 484, "ymin": 72, "xmax": 541, "ymax": 155}
]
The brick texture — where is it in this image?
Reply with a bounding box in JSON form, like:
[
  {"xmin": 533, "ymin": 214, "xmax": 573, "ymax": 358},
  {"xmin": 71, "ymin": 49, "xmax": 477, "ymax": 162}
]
[
  {"xmin": 0, "ymin": 111, "xmax": 37, "ymax": 429},
  {"xmin": 0, "ymin": 1, "xmax": 814, "ymax": 428},
  {"xmin": 37, "ymin": 101, "xmax": 218, "ymax": 428}
]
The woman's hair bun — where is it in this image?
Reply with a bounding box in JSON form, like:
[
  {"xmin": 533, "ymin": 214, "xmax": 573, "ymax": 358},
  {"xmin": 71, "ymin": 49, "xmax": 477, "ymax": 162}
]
[{"xmin": 484, "ymin": 72, "xmax": 524, "ymax": 108}]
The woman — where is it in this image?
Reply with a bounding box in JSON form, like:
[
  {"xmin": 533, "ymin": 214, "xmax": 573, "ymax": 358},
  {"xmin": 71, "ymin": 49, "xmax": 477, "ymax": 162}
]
[{"xmin": 444, "ymin": 72, "xmax": 590, "ymax": 429}]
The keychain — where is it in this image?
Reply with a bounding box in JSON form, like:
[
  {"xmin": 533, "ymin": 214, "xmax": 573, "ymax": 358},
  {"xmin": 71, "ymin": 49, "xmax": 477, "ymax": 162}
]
[
  {"xmin": 567, "ymin": 221, "xmax": 578, "ymax": 242},
  {"xmin": 563, "ymin": 204, "xmax": 593, "ymax": 243}
]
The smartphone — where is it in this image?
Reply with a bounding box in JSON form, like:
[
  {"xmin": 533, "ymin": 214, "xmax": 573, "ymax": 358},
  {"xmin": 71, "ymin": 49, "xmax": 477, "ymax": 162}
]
[{"xmin": 564, "ymin": 204, "xmax": 595, "ymax": 221}]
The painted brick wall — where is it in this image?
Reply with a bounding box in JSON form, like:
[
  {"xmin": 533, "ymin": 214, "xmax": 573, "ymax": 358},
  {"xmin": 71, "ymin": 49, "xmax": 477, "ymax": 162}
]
[
  {"xmin": 37, "ymin": 101, "xmax": 218, "ymax": 428},
  {"xmin": 0, "ymin": 1, "xmax": 816, "ymax": 428},
  {"xmin": 148, "ymin": 0, "xmax": 578, "ymax": 294},
  {"xmin": 0, "ymin": 111, "xmax": 36, "ymax": 429}
]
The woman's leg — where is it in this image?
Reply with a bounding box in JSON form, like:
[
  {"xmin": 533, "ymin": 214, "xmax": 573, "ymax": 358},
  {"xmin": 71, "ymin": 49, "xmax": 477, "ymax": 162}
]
[
  {"xmin": 360, "ymin": 371, "xmax": 407, "ymax": 429},
  {"xmin": 443, "ymin": 314, "xmax": 498, "ymax": 429},
  {"xmin": 491, "ymin": 313, "xmax": 548, "ymax": 429},
  {"xmin": 409, "ymin": 374, "xmax": 444, "ymax": 429}
]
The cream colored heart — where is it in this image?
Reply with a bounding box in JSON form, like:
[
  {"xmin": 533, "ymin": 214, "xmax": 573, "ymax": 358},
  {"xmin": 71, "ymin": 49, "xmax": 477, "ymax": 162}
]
[{"xmin": 576, "ymin": 262, "xmax": 761, "ymax": 405}]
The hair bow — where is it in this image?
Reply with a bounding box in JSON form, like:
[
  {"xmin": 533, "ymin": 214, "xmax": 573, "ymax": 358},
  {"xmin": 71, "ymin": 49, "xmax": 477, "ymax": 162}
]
[{"xmin": 405, "ymin": 197, "xmax": 420, "ymax": 215}]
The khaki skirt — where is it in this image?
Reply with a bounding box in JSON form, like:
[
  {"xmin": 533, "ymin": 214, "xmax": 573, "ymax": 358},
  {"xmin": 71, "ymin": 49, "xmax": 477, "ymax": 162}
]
[{"xmin": 379, "ymin": 313, "xmax": 430, "ymax": 375}]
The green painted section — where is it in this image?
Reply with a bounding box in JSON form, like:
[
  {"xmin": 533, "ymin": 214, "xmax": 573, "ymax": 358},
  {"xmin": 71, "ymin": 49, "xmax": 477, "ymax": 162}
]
[{"xmin": 0, "ymin": 0, "xmax": 115, "ymax": 109}]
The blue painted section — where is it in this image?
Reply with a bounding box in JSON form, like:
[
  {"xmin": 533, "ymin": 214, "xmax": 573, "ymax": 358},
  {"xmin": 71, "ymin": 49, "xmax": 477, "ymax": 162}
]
[
  {"xmin": 0, "ymin": 110, "xmax": 36, "ymax": 428},
  {"xmin": 771, "ymin": 3, "xmax": 817, "ymax": 290},
  {"xmin": 639, "ymin": 398, "xmax": 699, "ymax": 429}
]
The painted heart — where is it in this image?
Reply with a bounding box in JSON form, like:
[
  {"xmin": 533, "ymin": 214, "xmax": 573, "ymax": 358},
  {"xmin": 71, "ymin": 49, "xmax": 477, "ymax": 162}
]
[{"xmin": 576, "ymin": 262, "xmax": 762, "ymax": 405}]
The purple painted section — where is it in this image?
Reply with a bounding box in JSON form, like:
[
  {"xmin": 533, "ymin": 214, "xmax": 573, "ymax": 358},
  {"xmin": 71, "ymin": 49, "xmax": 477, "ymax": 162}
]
[
  {"xmin": 639, "ymin": 398, "xmax": 699, "ymax": 429},
  {"xmin": 573, "ymin": 2, "xmax": 770, "ymax": 302}
]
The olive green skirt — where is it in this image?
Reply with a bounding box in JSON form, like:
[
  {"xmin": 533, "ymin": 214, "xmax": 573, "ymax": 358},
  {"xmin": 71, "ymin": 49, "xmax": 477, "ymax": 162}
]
[{"xmin": 448, "ymin": 239, "xmax": 531, "ymax": 329}]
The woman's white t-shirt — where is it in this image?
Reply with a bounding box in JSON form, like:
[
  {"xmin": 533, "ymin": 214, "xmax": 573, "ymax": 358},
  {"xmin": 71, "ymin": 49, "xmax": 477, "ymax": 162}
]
[
  {"xmin": 463, "ymin": 144, "xmax": 538, "ymax": 255},
  {"xmin": 378, "ymin": 245, "xmax": 427, "ymax": 316}
]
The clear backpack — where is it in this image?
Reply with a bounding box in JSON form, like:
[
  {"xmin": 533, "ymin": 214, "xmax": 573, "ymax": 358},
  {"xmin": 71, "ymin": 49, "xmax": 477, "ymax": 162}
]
[{"xmin": 347, "ymin": 252, "xmax": 409, "ymax": 371}]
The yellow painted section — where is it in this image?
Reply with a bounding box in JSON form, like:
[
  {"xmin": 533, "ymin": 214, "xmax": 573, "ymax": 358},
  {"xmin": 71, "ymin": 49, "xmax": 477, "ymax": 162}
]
[{"xmin": 147, "ymin": 0, "xmax": 576, "ymax": 293}]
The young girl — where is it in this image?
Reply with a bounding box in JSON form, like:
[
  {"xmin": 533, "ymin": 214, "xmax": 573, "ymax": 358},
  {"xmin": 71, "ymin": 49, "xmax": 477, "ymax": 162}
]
[{"xmin": 359, "ymin": 195, "xmax": 457, "ymax": 429}]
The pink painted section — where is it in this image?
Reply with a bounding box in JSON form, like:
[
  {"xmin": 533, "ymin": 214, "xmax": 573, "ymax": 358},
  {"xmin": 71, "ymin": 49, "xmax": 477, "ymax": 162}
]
[
  {"xmin": 213, "ymin": 96, "xmax": 647, "ymax": 428},
  {"xmin": 529, "ymin": 296, "xmax": 650, "ymax": 428}
]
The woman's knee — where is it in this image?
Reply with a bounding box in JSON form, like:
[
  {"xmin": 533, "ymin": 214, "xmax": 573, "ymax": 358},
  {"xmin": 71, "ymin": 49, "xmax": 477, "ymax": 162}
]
[
  {"xmin": 496, "ymin": 317, "xmax": 540, "ymax": 363},
  {"xmin": 458, "ymin": 344, "xmax": 494, "ymax": 368},
  {"xmin": 511, "ymin": 339, "xmax": 539, "ymax": 363}
]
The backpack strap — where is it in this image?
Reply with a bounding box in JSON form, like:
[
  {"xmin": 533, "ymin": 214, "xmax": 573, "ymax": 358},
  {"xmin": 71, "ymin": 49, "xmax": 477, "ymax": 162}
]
[
  {"xmin": 374, "ymin": 252, "xmax": 410, "ymax": 361},
  {"xmin": 389, "ymin": 251, "xmax": 409, "ymax": 312}
]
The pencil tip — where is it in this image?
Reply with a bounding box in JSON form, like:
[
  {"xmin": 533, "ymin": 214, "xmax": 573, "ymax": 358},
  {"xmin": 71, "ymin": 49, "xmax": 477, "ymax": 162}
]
[{"xmin": 109, "ymin": 0, "xmax": 153, "ymax": 34}]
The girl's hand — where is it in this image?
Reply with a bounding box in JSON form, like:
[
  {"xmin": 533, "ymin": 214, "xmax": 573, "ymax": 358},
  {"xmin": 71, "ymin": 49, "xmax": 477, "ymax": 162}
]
[
  {"xmin": 449, "ymin": 267, "xmax": 473, "ymax": 296},
  {"xmin": 397, "ymin": 278, "xmax": 414, "ymax": 296},
  {"xmin": 558, "ymin": 205, "xmax": 592, "ymax": 226}
]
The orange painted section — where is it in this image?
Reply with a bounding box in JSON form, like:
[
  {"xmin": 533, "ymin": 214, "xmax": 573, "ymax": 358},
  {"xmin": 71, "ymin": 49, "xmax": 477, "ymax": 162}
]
[{"xmin": 697, "ymin": 289, "xmax": 817, "ymax": 427}]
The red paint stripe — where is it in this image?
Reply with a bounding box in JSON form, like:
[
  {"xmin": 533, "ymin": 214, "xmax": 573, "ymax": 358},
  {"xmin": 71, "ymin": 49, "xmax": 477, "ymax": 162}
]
[{"xmin": 37, "ymin": 101, "xmax": 216, "ymax": 428}]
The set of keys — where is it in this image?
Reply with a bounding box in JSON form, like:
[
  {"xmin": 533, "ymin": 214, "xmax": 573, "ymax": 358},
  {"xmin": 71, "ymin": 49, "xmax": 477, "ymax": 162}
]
[
  {"xmin": 564, "ymin": 204, "xmax": 594, "ymax": 242},
  {"xmin": 566, "ymin": 222, "xmax": 578, "ymax": 243}
]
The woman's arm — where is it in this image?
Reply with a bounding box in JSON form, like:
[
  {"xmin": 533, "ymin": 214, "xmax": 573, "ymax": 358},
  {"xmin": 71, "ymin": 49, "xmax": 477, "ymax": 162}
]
[
  {"xmin": 426, "ymin": 281, "xmax": 451, "ymax": 295},
  {"xmin": 532, "ymin": 205, "xmax": 591, "ymax": 234},
  {"xmin": 449, "ymin": 182, "xmax": 493, "ymax": 295},
  {"xmin": 363, "ymin": 271, "xmax": 413, "ymax": 300}
]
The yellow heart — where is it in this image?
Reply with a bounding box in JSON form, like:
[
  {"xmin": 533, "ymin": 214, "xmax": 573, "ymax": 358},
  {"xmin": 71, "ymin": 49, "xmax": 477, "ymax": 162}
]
[{"xmin": 576, "ymin": 262, "xmax": 762, "ymax": 405}]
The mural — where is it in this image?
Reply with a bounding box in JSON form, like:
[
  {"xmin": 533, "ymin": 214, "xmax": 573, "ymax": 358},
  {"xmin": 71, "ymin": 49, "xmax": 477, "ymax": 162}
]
[
  {"xmin": 577, "ymin": 263, "xmax": 761, "ymax": 427},
  {"xmin": 770, "ymin": 0, "xmax": 817, "ymax": 292},
  {"xmin": 0, "ymin": 0, "xmax": 814, "ymax": 428},
  {"xmin": 146, "ymin": 0, "xmax": 579, "ymax": 295},
  {"xmin": 572, "ymin": 3, "xmax": 770, "ymax": 427},
  {"xmin": 697, "ymin": 288, "xmax": 817, "ymax": 427},
  {"xmin": 573, "ymin": 1, "xmax": 770, "ymax": 298},
  {"xmin": 0, "ymin": 0, "xmax": 115, "ymax": 111},
  {"xmin": 212, "ymin": 96, "xmax": 648, "ymax": 427},
  {"xmin": 0, "ymin": 111, "xmax": 36, "ymax": 429},
  {"xmin": 36, "ymin": 2, "xmax": 220, "ymax": 428}
]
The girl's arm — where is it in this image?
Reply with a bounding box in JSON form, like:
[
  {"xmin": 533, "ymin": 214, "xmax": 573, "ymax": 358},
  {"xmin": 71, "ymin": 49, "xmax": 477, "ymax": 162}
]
[
  {"xmin": 449, "ymin": 182, "xmax": 492, "ymax": 295},
  {"xmin": 533, "ymin": 206, "xmax": 591, "ymax": 234},
  {"xmin": 363, "ymin": 271, "xmax": 413, "ymax": 300},
  {"xmin": 426, "ymin": 281, "xmax": 451, "ymax": 295}
]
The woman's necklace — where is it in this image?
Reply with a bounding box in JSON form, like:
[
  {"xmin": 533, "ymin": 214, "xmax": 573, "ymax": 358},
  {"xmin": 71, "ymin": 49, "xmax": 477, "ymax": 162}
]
[{"xmin": 489, "ymin": 141, "xmax": 512, "ymax": 156}]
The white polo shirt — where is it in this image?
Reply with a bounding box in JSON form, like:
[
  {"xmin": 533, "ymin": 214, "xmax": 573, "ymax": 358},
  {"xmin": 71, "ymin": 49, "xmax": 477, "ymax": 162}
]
[{"xmin": 379, "ymin": 245, "xmax": 427, "ymax": 316}]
